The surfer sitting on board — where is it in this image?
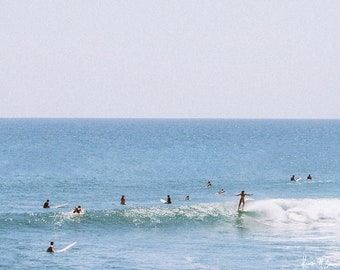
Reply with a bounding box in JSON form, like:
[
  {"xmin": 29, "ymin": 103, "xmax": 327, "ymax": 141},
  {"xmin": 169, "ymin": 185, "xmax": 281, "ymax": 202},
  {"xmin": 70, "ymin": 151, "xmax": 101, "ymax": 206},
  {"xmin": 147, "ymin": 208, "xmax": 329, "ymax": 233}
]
[
  {"xmin": 236, "ymin": 191, "xmax": 253, "ymax": 211},
  {"xmin": 167, "ymin": 195, "xmax": 172, "ymax": 204},
  {"xmin": 43, "ymin": 200, "xmax": 50, "ymax": 208},
  {"xmin": 120, "ymin": 195, "xmax": 126, "ymax": 205},
  {"xmin": 205, "ymin": 181, "xmax": 212, "ymax": 188},
  {"xmin": 307, "ymin": 174, "xmax": 312, "ymax": 180},
  {"xmin": 46, "ymin": 241, "xmax": 55, "ymax": 253},
  {"xmin": 290, "ymin": 175, "xmax": 295, "ymax": 181}
]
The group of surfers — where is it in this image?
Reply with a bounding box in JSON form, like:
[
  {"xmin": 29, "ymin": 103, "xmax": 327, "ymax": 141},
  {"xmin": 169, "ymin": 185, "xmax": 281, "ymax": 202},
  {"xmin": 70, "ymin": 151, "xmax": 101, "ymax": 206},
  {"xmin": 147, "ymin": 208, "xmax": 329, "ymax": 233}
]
[
  {"xmin": 44, "ymin": 182, "xmax": 252, "ymax": 214},
  {"xmin": 290, "ymin": 174, "xmax": 313, "ymax": 181},
  {"xmin": 205, "ymin": 181, "xmax": 252, "ymax": 211},
  {"xmin": 43, "ymin": 200, "xmax": 83, "ymax": 214},
  {"xmin": 117, "ymin": 182, "xmax": 251, "ymax": 210},
  {"xmin": 45, "ymin": 181, "xmax": 252, "ymax": 252}
]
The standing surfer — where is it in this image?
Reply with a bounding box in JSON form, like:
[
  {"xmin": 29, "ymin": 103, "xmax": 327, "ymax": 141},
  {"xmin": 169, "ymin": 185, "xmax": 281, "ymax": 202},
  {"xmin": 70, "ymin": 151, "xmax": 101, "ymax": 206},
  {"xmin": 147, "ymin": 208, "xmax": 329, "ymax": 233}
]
[{"xmin": 235, "ymin": 191, "xmax": 253, "ymax": 211}]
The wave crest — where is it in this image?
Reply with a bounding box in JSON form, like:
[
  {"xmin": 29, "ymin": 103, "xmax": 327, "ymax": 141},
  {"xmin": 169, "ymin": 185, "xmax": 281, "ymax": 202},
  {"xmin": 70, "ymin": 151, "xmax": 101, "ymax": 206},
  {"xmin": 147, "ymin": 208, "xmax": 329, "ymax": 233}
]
[{"xmin": 2, "ymin": 199, "xmax": 340, "ymax": 231}]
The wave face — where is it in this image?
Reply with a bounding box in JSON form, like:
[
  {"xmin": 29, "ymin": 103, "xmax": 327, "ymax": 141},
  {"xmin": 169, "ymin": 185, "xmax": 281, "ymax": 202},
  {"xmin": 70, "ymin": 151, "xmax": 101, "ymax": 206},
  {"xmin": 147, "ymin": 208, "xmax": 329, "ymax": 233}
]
[{"xmin": 2, "ymin": 199, "xmax": 340, "ymax": 232}]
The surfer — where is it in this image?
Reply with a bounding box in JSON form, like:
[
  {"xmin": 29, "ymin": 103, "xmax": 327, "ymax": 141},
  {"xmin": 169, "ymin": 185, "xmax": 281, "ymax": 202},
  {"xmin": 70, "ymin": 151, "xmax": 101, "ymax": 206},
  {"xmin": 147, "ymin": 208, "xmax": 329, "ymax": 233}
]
[
  {"xmin": 307, "ymin": 174, "xmax": 312, "ymax": 180},
  {"xmin": 120, "ymin": 195, "xmax": 126, "ymax": 205},
  {"xmin": 205, "ymin": 181, "xmax": 212, "ymax": 188},
  {"xmin": 166, "ymin": 195, "xmax": 172, "ymax": 204},
  {"xmin": 218, "ymin": 189, "xmax": 225, "ymax": 194},
  {"xmin": 236, "ymin": 190, "xmax": 253, "ymax": 211},
  {"xmin": 43, "ymin": 200, "xmax": 50, "ymax": 208},
  {"xmin": 290, "ymin": 175, "xmax": 295, "ymax": 181},
  {"xmin": 73, "ymin": 205, "xmax": 82, "ymax": 214},
  {"xmin": 185, "ymin": 195, "xmax": 190, "ymax": 201},
  {"xmin": 46, "ymin": 241, "xmax": 55, "ymax": 253}
]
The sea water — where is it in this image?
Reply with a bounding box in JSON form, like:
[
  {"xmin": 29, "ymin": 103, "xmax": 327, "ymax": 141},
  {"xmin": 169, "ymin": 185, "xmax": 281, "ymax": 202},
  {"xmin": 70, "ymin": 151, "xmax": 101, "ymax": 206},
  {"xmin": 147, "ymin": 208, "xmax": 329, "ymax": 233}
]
[{"xmin": 0, "ymin": 119, "xmax": 339, "ymax": 269}]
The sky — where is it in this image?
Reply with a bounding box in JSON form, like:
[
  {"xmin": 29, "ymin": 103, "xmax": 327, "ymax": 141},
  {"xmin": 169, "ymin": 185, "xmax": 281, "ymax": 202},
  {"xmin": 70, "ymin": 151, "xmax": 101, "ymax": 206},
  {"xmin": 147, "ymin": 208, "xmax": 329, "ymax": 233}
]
[{"xmin": 1, "ymin": 1, "xmax": 339, "ymax": 119}]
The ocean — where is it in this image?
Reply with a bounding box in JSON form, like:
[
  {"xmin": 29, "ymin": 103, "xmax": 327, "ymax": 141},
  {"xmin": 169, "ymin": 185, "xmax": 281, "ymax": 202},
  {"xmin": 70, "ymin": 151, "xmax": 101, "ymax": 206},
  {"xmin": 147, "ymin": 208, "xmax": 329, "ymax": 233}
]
[{"xmin": 0, "ymin": 119, "xmax": 339, "ymax": 269}]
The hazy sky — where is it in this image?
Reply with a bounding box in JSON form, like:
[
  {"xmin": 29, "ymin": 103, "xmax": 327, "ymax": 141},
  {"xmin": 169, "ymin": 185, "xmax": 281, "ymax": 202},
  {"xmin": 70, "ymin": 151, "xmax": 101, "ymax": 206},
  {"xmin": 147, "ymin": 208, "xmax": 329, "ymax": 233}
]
[{"xmin": 1, "ymin": 1, "xmax": 339, "ymax": 118}]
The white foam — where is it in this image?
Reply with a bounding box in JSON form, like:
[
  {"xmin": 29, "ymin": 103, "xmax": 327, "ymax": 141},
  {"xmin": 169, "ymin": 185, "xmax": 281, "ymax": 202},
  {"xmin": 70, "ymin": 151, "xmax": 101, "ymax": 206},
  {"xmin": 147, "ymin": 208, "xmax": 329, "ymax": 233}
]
[{"xmin": 247, "ymin": 198, "xmax": 340, "ymax": 231}]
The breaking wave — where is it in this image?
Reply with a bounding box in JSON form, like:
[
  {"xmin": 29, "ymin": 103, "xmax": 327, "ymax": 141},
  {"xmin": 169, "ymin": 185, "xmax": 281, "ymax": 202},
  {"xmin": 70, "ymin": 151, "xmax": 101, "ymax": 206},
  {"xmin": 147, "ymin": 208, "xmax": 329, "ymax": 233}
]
[{"xmin": 2, "ymin": 198, "xmax": 340, "ymax": 232}]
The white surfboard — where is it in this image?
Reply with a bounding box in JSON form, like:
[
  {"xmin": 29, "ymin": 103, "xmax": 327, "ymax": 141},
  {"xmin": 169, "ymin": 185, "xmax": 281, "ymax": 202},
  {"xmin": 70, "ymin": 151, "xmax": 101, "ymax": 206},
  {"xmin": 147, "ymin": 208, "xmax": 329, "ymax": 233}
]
[
  {"xmin": 51, "ymin": 203, "xmax": 68, "ymax": 209},
  {"xmin": 55, "ymin": 241, "xmax": 77, "ymax": 253},
  {"xmin": 160, "ymin": 199, "xmax": 172, "ymax": 204}
]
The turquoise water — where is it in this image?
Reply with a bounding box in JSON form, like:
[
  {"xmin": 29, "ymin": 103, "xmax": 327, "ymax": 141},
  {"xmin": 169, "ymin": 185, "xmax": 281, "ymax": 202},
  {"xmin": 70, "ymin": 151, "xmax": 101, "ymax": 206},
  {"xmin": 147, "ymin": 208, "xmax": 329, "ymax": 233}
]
[{"xmin": 1, "ymin": 119, "xmax": 339, "ymax": 269}]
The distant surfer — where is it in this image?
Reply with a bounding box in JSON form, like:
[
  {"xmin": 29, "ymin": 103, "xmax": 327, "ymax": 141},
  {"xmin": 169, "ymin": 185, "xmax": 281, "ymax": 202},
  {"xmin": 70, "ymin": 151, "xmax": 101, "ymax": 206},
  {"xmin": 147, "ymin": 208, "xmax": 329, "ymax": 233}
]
[
  {"xmin": 166, "ymin": 195, "xmax": 172, "ymax": 204},
  {"xmin": 120, "ymin": 195, "xmax": 126, "ymax": 205},
  {"xmin": 73, "ymin": 205, "xmax": 83, "ymax": 214},
  {"xmin": 43, "ymin": 200, "xmax": 50, "ymax": 208},
  {"xmin": 218, "ymin": 189, "xmax": 225, "ymax": 194},
  {"xmin": 205, "ymin": 181, "xmax": 212, "ymax": 188},
  {"xmin": 290, "ymin": 175, "xmax": 295, "ymax": 181},
  {"xmin": 46, "ymin": 241, "xmax": 55, "ymax": 253},
  {"xmin": 185, "ymin": 195, "xmax": 190, "ymax": 201},
  {"xmin": 236, "ymin": 190, "xmax": 253, "ymax": 211},
  {"xmin": 307, "ymin": 174, "xmax": 312, "ymax": 180}
]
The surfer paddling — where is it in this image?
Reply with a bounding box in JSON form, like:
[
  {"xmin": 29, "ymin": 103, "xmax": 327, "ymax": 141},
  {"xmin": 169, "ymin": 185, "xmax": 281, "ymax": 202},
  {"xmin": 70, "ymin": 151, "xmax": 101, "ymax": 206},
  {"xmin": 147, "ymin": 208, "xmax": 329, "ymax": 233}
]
[
  {"xmin": 235, "ymin": 190, "xmax": 253, "ymax": 211},
  {"xmin": 46, "ymin": 241, "xmax": 55, "ymax": 253},
  {"xmin": 73, "ymin": 205, "xmax": 83, "ymax": 214}
]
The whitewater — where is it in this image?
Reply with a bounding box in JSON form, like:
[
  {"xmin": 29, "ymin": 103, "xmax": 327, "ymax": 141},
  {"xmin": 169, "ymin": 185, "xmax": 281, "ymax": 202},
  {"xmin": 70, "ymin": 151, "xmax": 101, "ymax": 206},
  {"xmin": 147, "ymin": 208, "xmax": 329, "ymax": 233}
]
[{"xmin": 0, "ymin": 119, "xmax": 339, "ymax": 269}]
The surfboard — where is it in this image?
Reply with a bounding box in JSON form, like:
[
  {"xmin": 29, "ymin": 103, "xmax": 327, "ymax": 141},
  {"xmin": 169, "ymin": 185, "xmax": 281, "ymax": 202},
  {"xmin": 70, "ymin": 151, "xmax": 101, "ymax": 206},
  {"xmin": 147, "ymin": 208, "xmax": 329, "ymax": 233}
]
[
  {"xmin": 55, "ymin": 241, "xmax": 77, "ymax": 253},
  {"xmin": 160, "ymin": 199, "xmax": 167, "ymax": 204},
  {"xmin": 296, "ymin": 177, "xmax": 302, "ymax": 181},
  {"xmin": 51, "ymin": 203, "xmax": 68, "ymax": 209}
]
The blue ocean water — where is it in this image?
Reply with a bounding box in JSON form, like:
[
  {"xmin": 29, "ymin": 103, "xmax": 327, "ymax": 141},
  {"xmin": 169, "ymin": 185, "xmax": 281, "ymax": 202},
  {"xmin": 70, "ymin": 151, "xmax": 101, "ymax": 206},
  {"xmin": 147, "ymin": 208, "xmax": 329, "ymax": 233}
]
[{"xmin": 0, "ymin": 119, "xmax": 339, "ymax": 269}]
